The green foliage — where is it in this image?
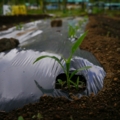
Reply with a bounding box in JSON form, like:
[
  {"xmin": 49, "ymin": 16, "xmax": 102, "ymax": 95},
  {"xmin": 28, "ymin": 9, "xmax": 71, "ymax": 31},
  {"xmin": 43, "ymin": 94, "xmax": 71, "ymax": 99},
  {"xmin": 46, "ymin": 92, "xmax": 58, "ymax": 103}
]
[
  {"xmin": 57, "ymin": 79, "xmax": 66, "ymax": 88},
  {"xmin": 68, "ymin": 17, "xmax": 88, "ymax": 39},
  {"xmin": 92, "ymin": 7, "xmax": 104, "ymax": 14},
  {"xmin": 69, "ymin": 77, "xmax": 85, "ymax": 90},
  {"xmin": 18, "ymin": 113, "xmax": 43, "ymax": 120},
  {"xmin": 16, "ymin": 23, "xmax": 23, "ymax": 30},
  {"xmin": 34, "ymin": 30, "xmax": 91, "ymax": 90},
  {"xmin": 68, "ymin": 24, "xmax": 79, "ymax": 38},
  {"xmin": 106, "ymin": 31, "xmax": 110, "ymax": 37},
  {"xmin": 18, "ymin": 116, "xmax": 24, "ymax": 120},
  {"xmin": 32, "ymin": 113, "xmax": 43, "ymax": 120},
  {"xmin": 27, "ymin": 9, "xmax": 43, "ymax": 15}
]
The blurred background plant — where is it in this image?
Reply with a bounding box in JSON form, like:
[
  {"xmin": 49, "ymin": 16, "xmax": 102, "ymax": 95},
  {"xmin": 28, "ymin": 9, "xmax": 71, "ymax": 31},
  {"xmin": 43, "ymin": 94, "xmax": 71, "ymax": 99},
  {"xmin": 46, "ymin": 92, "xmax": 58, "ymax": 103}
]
[{"xmin": 0, "ymin": 0, "xmax": 120, "ymax": 17}]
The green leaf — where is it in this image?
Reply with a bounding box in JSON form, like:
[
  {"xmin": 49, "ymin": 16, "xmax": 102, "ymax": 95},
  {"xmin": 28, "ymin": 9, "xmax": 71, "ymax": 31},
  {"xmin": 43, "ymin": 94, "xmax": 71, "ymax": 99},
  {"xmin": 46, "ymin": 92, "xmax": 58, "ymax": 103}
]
[
  {"xmin": 58, "ymin": 79, "xmax": 63, "ymax": 84},
  {"xmin": 18, "ymin": 116, "xmax": 24, "ymax": 120},
  {"xmin": 68, "ymin": 24, "xmax": 76, "ymax": 37},
  {"xmin": 63, "ymin": 81, "xmax": 66, "ymax": 85},
  {"xmin": 33, "ymin": 55, "xmax": 66, "ymax": 73},
  {"xmin": 79, "ymin": 81, "xmax": 84, "ymax": 86},
  {"xmin": 37, "ymin": 113, "xmax": 43, "ymax": 119},
  {"xmin": 71, "ymin": 31, "xmax": 88, "ymax": 55},
  {"xmin": 65, "ymin": 60, "xmax": 70, "ymax": 73},
  {"xmin": 69, "ymin": 80, "xmax": 76, "ymax": 86},
  {"xmin": 70, "ymin": 70, "xmax": 79, "ymax": 80},
  {"xmin": 33, "ymin": 29, "xmax": 91, "ymax": 91},
  {"xmin": 76, "ymin": 77, "xmax": 80, "ymax": 85},
  {"xmin": 58, "ymin": 79, "xmax": 62, "ymax": 82},
  {"xmin": 58, "ymin": 79, "xmax": 66, "ymax": 86},
  {"xmin": 75, "ymin": 25, "xmax": 79, "ymax": 31},
  {"xmin": 32, "ymin": 115, "xmax": 36, "ymax": 118},
  {"xmin": 76, "ymin": 77, "xmax": 80, "ymax": 89},
  {"xmin": 69, "ymin": 77, "xmax": 80, "ymax": 90},
  {"xmin": 70, "ymin": 66, "xmax": 91, "ymax": 80}
]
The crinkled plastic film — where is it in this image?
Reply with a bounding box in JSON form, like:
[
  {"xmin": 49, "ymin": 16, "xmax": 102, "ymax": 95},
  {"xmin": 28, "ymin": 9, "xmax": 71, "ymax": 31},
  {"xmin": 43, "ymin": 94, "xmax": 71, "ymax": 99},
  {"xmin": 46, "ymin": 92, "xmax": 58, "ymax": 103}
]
[{"xmin": 0, "ymin": 18, "xmax": 106, "ymax": 111}]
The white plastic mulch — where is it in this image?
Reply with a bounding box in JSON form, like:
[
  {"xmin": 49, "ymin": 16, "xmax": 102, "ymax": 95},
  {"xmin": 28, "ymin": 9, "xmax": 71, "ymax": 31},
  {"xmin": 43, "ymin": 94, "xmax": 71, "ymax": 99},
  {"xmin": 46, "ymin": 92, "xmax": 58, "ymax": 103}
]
[{"xmin": 0, "ymin": 20, "xmax": 43, "ymax": 43}]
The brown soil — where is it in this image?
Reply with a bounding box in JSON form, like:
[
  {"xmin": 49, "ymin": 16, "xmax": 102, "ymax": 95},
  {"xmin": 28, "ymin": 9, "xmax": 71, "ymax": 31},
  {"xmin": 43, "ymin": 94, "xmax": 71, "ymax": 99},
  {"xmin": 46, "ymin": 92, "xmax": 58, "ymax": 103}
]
[
  {"xmin": 51, "ymin": 19, "xmax": 62, "ymax": 27},
  {"xmin": 0, "ymin": 14, "xmax": 51, "ymax": 31},
  {"xmin": 0, "ymin": 15, "xmax": 120, "ymax": 120},
  {"xmin": 0, "ymin": 38, "xmax": 19, "ymax": 52}
]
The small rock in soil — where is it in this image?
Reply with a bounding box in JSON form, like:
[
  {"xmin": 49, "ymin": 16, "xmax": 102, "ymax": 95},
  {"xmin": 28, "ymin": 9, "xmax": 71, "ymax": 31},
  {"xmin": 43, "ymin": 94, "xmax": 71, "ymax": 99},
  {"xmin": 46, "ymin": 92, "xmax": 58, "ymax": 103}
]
[
  {"xmin": 113, "ymin": 78, "xmax": 118, "ymax": 81},
  {"xmin": 90, "ymin": 93, "xmax": 94, "ymax": 97},
  {"xmin": 2, "ymin": 25, "xmax": 7, "ymax": 29},
  {"xmin": 116, "ymin": 48, "xmax": 120, "ymax": 52}
]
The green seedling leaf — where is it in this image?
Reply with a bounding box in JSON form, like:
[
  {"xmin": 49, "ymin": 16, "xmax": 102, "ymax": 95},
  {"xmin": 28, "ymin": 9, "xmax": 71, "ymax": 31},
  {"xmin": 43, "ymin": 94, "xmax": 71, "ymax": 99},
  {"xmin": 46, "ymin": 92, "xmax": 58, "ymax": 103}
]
[
  {"xmin": 79, "ymin": 21, "xmax": 83, "ymax": 26},
  {"xmin": 69, "ymin": 79, "xmax": 79, "ymax": 90},
  {"xmin": 32, "ymin": 115, "xmax": 36, "ymax": 118},
  {"xmin": 18, "ymin": 116, "xmax": 24, "ymax": 120},
  {"xmin": 58, "ymin": 79, "xmax": 63, "ymax": 84},
  {"xmin": 33, "ymin": 55, "xmax": 66, "ymax": 73},
  {"xmin": 71, "ymin": 31, "xmax": 88, "ymax": 55},
  {"xmin": 76, "ymin": 77, "xmax": 79, "ymax": 85},
  {"xmin": 76, "ymin": 77, "xmax": 80, "ymax": 90},
  {"xmin": 65, "ymin": 60, "xmax": 70, "ymax": 73},
  {"xmin": 16, "ymin": 23, "xmax": 23, "ymax": 30},
  {"xmin": 32, "ymin": 113, "xmax": 43, "ymax": 119},
  {"xmin": 58, "ymin": 79, "xmax": 66, "ymax": 87},
  {"xmin": 34, "ymin": 25, "xmax": 91, "ymax": 91},
  {"xmin": 69, "ymin": 80, "xmax": 76, "ymax": 86},
  {"xmin": 79, "ymin": 81, "xmax": 84, "ymax": 86},
  {"xmin": 69, "ymin": 77, "xmax": 82, "ymax": 90},
  {"xmin": 70, "ymin": 66, "xmax": 91, "ymax": 80},
  {"xmin": 75, "ymin": 25, "xmax": 79, "ymax": 31},
  {"xmin": 37, "ymin": 113, "xmax": 43, "ymax": 119},
  {"xmin": 68, "ymin": 24, "xmax": 76, "ymax": 37}
]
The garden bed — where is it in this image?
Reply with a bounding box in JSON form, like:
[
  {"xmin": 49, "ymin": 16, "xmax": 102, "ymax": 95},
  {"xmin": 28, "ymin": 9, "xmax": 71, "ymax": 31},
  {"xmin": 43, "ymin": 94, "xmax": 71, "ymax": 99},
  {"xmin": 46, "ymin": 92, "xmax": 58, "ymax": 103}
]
[
  {"xmin": 0, "ymin": 15, "xmax": 120, "ymax": 120},
  {"xmin": 0, "ymin": 14, "xmax": 51, "ymax": 31}
]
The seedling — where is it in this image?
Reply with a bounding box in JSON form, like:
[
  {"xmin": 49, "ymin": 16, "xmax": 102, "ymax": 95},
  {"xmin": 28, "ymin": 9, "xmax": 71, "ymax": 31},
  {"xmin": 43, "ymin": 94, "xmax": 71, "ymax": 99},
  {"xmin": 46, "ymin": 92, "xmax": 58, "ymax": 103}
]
[
  {"xmin": 69, "ymin": 77, "xmax": 85, "ymax": 90},
  {"xmin": 16, "ymin": 23, "xmax": 23, "ymax": 30},
  {"xmin": 18, "ymin": 116, "xmax": 24, "ymax": 120},
  {"xmin": 57, "ymin": 79, "xmax": 66, "ymax": 88},
  {"xmin": 107, "ymin": 31, "xmax": 110, "ymax": 37},
  {"xmin": 68, "ymin": 18, "xmax": 88, "ymax": 39},
  {"xmin": 68, "ymin": 24, "xmax": 79, "ymax": 38},
  {"xmin": 78, "ymin": 20, "xmax": 83, "ymax": 27},
  {"xmin": 34, "ymin": 31, "xmax": 91, "ymax": 90},
  {"xmin": 18, "ymin": 113, "xmax": 43, "ymax": 120},
  {"xmin": 32, "ymin": 113, "xmax": 43, "ymax": 120}
]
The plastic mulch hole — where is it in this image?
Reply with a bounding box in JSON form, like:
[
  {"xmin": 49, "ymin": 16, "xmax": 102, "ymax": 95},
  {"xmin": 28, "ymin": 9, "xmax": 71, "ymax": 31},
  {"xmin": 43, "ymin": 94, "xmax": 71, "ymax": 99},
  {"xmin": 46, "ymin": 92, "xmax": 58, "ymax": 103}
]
[{"xmin": 55, "ymin": 72, "xmax": 87, "ymax": 93}]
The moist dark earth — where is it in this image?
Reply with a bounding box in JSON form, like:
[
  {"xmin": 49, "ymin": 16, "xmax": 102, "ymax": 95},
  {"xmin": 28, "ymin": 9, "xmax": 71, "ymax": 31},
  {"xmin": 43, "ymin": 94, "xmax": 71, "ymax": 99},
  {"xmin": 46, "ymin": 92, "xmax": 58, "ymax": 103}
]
[
  {"xmin": 0, "ymin": 14, "xmax": 120, "ymax": 120},
  {"xmin": 0, "ymin": 14, "xmax": 51, "ymax": 31}
]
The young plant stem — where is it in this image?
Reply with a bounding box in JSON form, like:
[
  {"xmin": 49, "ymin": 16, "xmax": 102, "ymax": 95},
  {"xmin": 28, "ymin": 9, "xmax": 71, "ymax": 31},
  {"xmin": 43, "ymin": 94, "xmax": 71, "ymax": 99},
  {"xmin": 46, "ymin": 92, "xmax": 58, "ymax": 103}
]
[{"xmin": 33, "ymin": 28, "xmax": 91, "ymax": 90}]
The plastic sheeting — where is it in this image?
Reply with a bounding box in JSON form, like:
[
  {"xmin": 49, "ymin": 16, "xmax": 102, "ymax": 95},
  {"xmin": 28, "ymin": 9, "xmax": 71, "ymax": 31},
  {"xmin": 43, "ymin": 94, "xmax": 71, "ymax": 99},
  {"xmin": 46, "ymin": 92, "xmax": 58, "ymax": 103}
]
[
  {"xmin": 0, "ymin": 20, "xmax": 42, "ymax": 43},
  {"xmin": 0, "ymin": 17, "xmax": 106, "ymax": 111}
]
